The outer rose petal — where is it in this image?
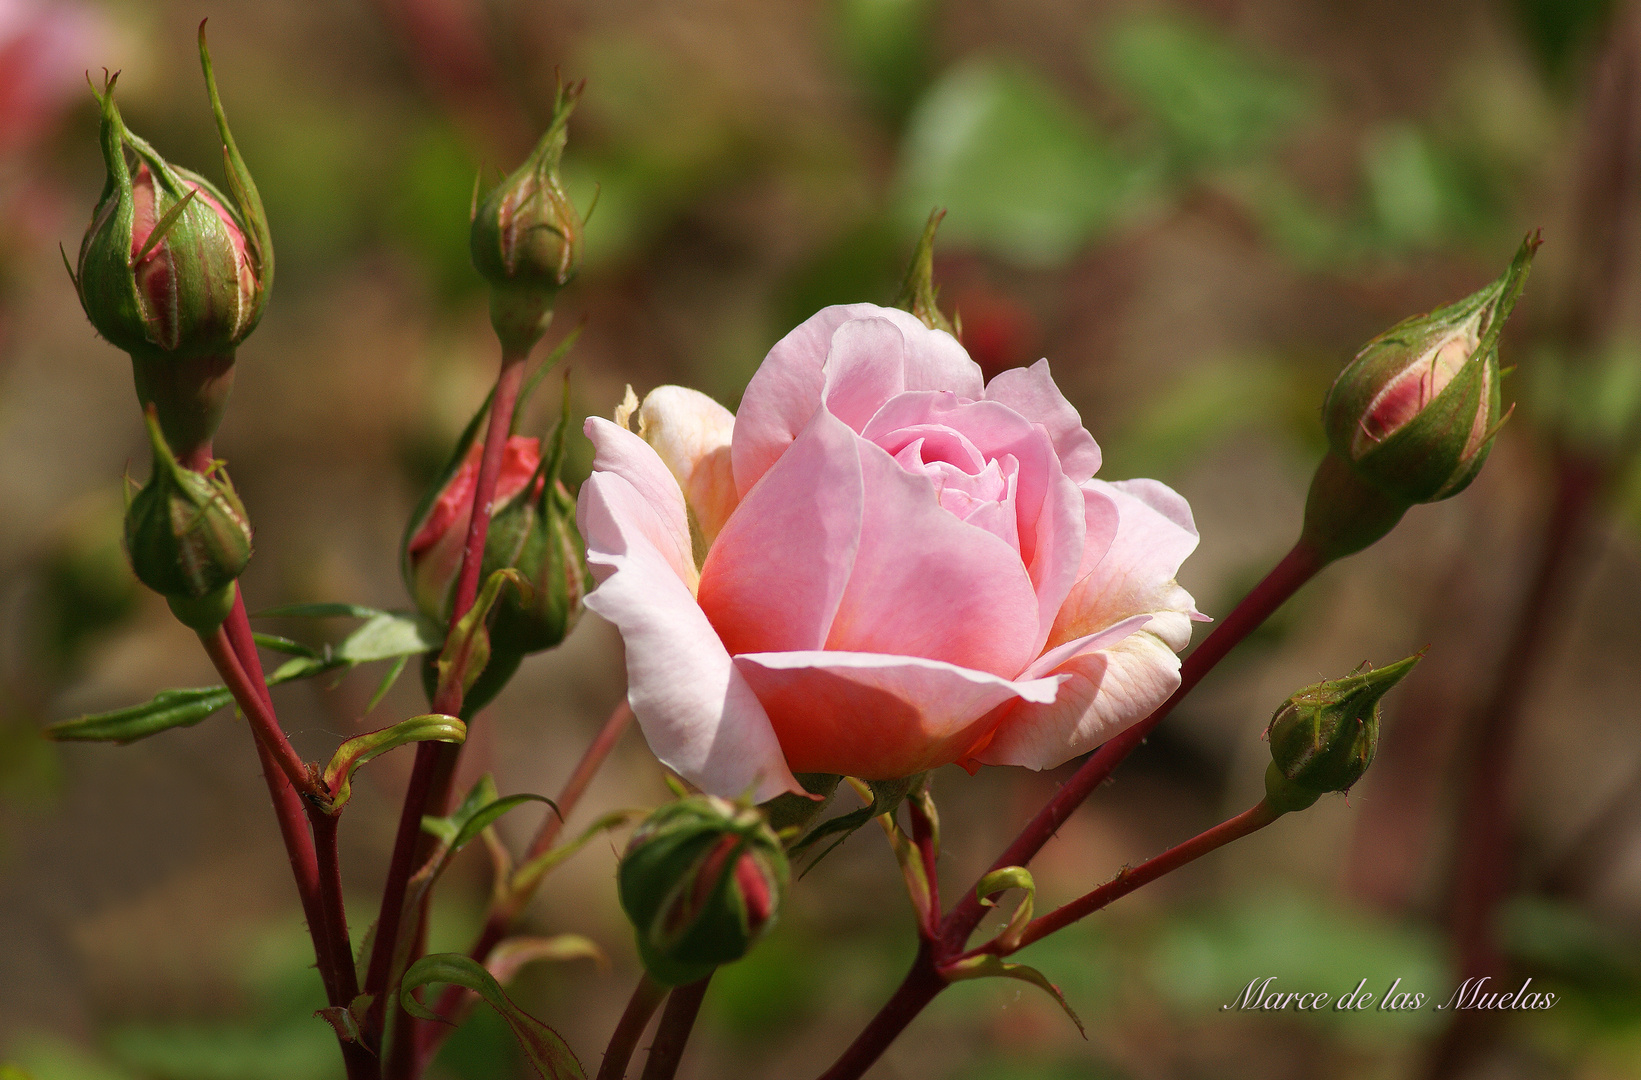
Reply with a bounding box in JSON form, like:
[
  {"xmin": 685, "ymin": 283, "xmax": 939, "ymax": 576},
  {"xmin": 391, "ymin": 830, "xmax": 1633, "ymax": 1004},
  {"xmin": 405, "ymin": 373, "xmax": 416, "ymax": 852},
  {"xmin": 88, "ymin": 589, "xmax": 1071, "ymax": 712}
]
[
  {"xmin": 734, "ymin": 650, "xmax": 1062, "ymax": 778},
  {"xmin": 731, "ymin": 304, "xmax": 980, "ymax": 496},
  {"xmin": 584, "ymin": 416, "xmax": 696, "ymax": 590},
  {"xmin": 975, "ymin": 477, "xmax": 1205, "ymax": 770},
  {"xmin": 577, "ymin": 471, "xmax": 802, "ymax": 800},
  {"xmin": 638, "ymin": 385, "xmax": 740, "ymax": 547},
  {"xmin": 825, "ymin": 435, "xmax": 1040, "ymax": 679},
  {"xmin": 698, "ymin": 407, "xmax": 864, "ymax": 654},
  {"xmin": 970, "ymin": 632, "xmax": 1183, "ymax": 770},
  {"xmin": 983, "ymin": 359, "xmax": 1102, "ymax": 483},
  {"xmin": 1048, "ymin": 478, "xmax": 1205, "ymax": 651}
]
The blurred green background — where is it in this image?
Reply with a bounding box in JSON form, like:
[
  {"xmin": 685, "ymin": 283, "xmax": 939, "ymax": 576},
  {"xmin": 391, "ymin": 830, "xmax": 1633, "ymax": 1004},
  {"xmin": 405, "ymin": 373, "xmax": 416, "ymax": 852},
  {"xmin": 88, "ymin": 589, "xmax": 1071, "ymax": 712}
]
[{"xmin": 4, "ymin": 0, "xmax": 1641, "ymax": 1077}]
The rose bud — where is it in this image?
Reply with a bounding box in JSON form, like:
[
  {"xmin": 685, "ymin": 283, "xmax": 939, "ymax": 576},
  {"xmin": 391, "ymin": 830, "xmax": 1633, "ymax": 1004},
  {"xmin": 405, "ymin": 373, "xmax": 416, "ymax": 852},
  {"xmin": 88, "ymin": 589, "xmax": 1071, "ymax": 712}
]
[
  {"xmin": 617, "ymin": 795, "xmax": 788, "ymax": 987},
  {"xmin": 403, "ymin": 429, "xmax": 544, "ymax": 628},
  {"xmin": 1322, "ymin": 235, "xmax": 1536, "ymax": 507},
  {"xmin": 481, "ymin": 413, "xmax": 592, "ymax": 655},
  {"xmin": 123, "ymin": 408, "xmax": 253, "ymax": 631},
  {"xmin": 74, "ymin": 34, "xmax": 272, "ymax": 463},
  {"xmin": 470, "ymin": 79, "xmax": 583, "ymax": 356},
  {"xmin": 1262, "ymin": 652, "xmax": 1421, "ymax": 812}
]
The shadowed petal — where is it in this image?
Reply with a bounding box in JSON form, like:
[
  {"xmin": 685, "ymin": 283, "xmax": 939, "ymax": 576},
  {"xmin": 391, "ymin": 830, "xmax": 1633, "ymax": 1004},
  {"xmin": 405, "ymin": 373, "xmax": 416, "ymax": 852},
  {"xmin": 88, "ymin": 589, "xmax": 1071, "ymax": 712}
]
[
  {"xmin": 735, "ymin": 650, "xmax": 1062, "ymax": 778},
  {"xmin": 984, "ymin": 359, "xmax": 1102, "ymax": 483},
  {"xmin": 585, "ymin": 416, "xmax": 695, "ymax": 590}
]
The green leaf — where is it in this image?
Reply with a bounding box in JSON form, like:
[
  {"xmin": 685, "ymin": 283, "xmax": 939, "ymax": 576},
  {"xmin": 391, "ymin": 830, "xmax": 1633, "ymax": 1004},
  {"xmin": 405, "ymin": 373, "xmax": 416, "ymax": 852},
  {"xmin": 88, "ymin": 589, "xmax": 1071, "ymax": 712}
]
[
  {"xmin": 254, "ymin": 602, "xmax": 387, "ymax": 620},
  {"xmin": 1100, "ymin": 11, "xmax": 1309, "ymax": 168},
  {"xmin": 45, "ymin": 686, "xmax": 234, "ymax": 743},
  {"xmin": 941, "ymin": 954, "xmax": 1086, "ymax": 1038},
  {"xmin": 365, "ymin": 654, "xmax": 411, "ymax": 714},
  {"xmin": 335, "ymin": 611, "xmax": 443, "ymax": 664},
  {"xmin": 896, "ymin": 60, "xmax": 1144, "ymax": 266},
  {"xmin": 322, "ymin": 714, "xmax": 466, "ymax": 811},
  {"xmin": 486, "ymin": 935, "xmax": 608, "ymax": 984},
  {"xmin": 251, "ymin": 632, "xmax": 321, "ymax": 658},
  {"xmin": 267, "ymin": 655, "xmax": 337, "ymax": 684},
  {"xmin": 400, "ymin": 953, "xmax": 586, "ymax": 1079}
]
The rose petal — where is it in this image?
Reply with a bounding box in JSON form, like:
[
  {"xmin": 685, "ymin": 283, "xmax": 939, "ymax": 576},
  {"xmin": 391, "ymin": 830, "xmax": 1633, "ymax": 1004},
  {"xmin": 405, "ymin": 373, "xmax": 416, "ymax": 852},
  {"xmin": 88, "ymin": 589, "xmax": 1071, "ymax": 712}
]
[
  {"xmin": 734, "ymin": 650, "xmax": 1063, "ymax": 778},
  {"xmin": 861, "ymin": 392, "xmax": 1084, "ymax": 654},
  {"xmin": 1049, "ymin": 477, "xmax": 1204, "ymax": 651},
  {"xmin": 638, "ymin": 385, "xmax": 740, "ymax": 547},
  {"xmin": 578, "ymin": 471, "xmax": 802, "ymax": 800},
  {"xmin": 584, "ymin": 416, "xmax": 696, "ymax": 590},
  {"xmin": 825, "ymin": 435, "xmax": 1041, "ymax": 679},
  {"xmin": 731, "ymin": 303, "xmax": 980, "ymax": 496},
  {"xmin": 971, "ymin": 630, "xmax": 1184, "ymax": 770},
  {"xmin": 983, "ymin": 359, "xmax": 1102, "ymax": 483},
  {"xmin": 698, "ymin": 407, "xmax": 864, "ymax": 654}
]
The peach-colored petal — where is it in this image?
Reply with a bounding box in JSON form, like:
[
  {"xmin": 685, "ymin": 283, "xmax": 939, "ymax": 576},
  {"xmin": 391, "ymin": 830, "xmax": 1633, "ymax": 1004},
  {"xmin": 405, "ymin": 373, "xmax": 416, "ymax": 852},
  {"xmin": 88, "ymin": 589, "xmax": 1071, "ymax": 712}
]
[
  {"xmin": 983, "ymin": 359, "xmax": 1102, "ymax": 483},
  {"xmin": 734, "ymin": 650, "xmax": 1062, "ymax": 778},
  {"xmin": 825, "ymin": 437, "xmax": 1041, "ymax": 679},
  {"xmin": 584, "ymin": 416, "xmax": 696, "ymax": 591},
  {"xmin": 638, "ymin": 385, "xmax": 740, "ymax": 548},
  {"xmin": 698, "ymin": 407, "xmax": 863, "ymax": 654},
  {"xmin": 577, "ymin": 471, "xmax": 802, "ymax": 800}
]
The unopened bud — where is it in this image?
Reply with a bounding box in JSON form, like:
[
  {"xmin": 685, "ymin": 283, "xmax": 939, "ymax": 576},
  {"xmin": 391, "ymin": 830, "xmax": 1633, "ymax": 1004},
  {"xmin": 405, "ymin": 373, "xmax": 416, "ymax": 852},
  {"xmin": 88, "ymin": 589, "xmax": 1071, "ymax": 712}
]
[
  {"xmin": 123, "ymin": 409, "xmax": 253, "ymax": 630},
  {"xmin": 1265, "ymin": 653, "xmax": 1421, "ymax": 807},
  {"xmin": 75, "ymin": 32, "xmax": 272, "ymax": 460},
  {"xmin": 1322, "ymin": 235, "xmax": 1536, "ymax": 506},
  {"xmin": 617, "ymin": 795, "xmax": 788, "ymax": 986},
  {"xmin": 470, "ymin": 80, "xmax": 583, "ymax": 355},
  {"xmin": 481, "ymin": 425, "xmax": 590, "ymax": 656}
]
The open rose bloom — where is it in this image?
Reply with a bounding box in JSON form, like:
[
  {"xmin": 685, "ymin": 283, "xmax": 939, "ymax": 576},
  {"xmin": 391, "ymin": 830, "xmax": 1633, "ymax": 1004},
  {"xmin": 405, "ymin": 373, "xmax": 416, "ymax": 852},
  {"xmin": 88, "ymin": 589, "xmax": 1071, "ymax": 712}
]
[{"xmin": 577, "ymin": 304, "xmax": 1206, "ymax": 800}]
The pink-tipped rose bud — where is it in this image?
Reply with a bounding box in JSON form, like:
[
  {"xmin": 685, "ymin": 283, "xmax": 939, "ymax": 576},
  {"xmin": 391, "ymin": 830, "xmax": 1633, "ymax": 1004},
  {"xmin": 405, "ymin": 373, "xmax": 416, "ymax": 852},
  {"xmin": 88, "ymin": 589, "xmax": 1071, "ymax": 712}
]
[
  {"xmin": 404, "ymin": 433, "xmax": 543, "ymax": 627},
  {"xmin": 1321, "ymin": 235, "xmax": 1537, "ymax": 506},
  {"xmin": 617, "ymin": 795, "xmax": 788, "ymax": 986},
  {"xmin": 73, "ymin": 32, "xmax": 273, "ymax": 461}
]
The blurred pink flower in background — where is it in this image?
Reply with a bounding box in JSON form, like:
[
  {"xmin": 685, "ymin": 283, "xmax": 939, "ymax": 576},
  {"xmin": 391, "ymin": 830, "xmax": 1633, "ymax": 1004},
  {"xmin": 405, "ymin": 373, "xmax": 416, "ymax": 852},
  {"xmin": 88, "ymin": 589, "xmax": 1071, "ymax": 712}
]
[
  {"xmin": 0, "ymin": 0, "xmax": 106, "ymax": 155},
  {"xmin": 578, "ymin": 304, "xmax": 1206, "ymax": 799}
]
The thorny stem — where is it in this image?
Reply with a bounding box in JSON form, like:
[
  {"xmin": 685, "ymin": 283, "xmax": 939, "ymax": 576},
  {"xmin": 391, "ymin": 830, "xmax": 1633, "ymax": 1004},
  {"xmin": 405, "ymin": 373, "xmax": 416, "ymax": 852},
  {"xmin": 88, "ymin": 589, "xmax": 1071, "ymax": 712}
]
[
  {"xmin": 366, "ymin": 348, "xmax": 530, "ymax": 1070},
  {"xmin": 200, "ymin": 622, "xmax": 320, "ymax": 801},
  {"xmin": 596, "ymin": 975, "xmax": 669, "ymax": 1080},
  {"xmin": 217, "ymin": 592, "xmax": 373, "ymax": 1078},
  {"xmin": 815, "ymin": 539, "xmax": 1327, "ymax": 1080},
  {"xmin": 415, "ymin": 700, "xmax": 636, "ymax": 1065},
  {"xmin": 639, "ymin": 976, "xmax": 712, "ymax": 1080},
  {"xmin": 1000, "ymin": 801, "xmax": 1281, "ymax": 954}
]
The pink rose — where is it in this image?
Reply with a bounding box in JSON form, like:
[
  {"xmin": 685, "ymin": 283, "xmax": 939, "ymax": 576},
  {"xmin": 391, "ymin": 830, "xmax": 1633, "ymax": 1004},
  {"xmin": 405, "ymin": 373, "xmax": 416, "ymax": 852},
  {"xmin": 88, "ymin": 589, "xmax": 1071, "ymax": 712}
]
[{"xmin": 577, "ymin": 304, "xmax": 1205, "ymax": 800}]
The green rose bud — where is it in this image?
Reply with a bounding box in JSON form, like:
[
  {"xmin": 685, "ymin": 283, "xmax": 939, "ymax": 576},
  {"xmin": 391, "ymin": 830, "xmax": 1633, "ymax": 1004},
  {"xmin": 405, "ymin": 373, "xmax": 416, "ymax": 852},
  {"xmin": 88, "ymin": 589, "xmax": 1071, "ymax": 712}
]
[
  {"xmin": 1321, "ymin": 235, "xmax": 1536, "ymax": 507},
  {"xmin": 123, "ymin": 408, "xmax": 253, "ymax": 631},
  {"xmin": 73, "ymin": 31, "xmax": 273, "ymax": 462},
  {"xmin": 470, "ymin": 80, "xmax": 584, "ymax": 356},
  {"xmin": 618, "ymin": 795, "xmax": 788, "ymax": 987},
  {"xmin": 1265, "ymin": 653, "xmax": 1421, "ymax": 806}
]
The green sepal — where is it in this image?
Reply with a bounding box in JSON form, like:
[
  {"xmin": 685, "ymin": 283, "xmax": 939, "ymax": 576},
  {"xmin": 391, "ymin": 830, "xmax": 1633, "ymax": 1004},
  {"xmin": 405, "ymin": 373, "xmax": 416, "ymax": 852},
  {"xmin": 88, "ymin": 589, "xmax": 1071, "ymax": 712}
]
[
  {"xmin": 939, "ymin": 954, "xmax": 1086, "ymax": 1039},
  {"xmin": 790, "ymin": 774, "xmax": 919, "ymax": 861},
  {"xmin": 399, "ymin": 954, "xmax": 586, "ymax": 1079},
  {"xmin": 321, "ymin": 713, "xmax": 466, "ymax": 812},
  {"xmin": 891, "ymin": 207, "xmax": 958, "ymax": 336},
  {"xmin": 509, "ymin": 809, "xmax": 645, "ymax": 898},
  {"xmin": 975, "ymin": 866, "xmax": 1036, "ymax": 954},
  {"xmin": 198, "ymin": 21, "xmax": 272, "ymax": 292},
  {"xmin": 434, "ymin": 568, "xmax": 531, "ymax": 702}
]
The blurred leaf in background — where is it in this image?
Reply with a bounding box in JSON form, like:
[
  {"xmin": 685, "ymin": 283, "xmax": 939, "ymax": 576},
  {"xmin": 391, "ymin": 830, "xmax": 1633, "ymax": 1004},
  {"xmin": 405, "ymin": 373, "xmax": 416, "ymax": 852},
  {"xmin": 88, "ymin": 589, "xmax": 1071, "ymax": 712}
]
[
  {"xmin": 834, "ymin": 0, "xmax": 939, "ymax": 127},
  {"xmin": 896, "ymin": 60, "xmax": 1147, "ymax": 267}
]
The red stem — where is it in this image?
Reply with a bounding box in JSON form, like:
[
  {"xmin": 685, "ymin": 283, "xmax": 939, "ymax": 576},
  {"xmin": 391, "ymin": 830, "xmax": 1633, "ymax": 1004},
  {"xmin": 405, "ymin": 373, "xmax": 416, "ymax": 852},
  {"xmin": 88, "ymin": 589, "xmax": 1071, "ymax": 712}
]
[
  {"xmin": 595, "ymin": 975, "xmax": 668, "ymax": 1080},
  {"xmin": 814, "ymin": 539, "xmax": 1326, "ymax": 1080},
  {"xmin": 200, "ymin": 623, "xmax": 320, "ymax": 801},
  {"xmin": 639, "ymin": 976, "xmax": 711, "ymax": 1080},
  {"xmin": 1004, "ymin": 801, "xmax": 1280, "ymax": 953},
  {"xmin": 365, "ymin": 350, "xmax": 529, "ymax": 1070}
]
